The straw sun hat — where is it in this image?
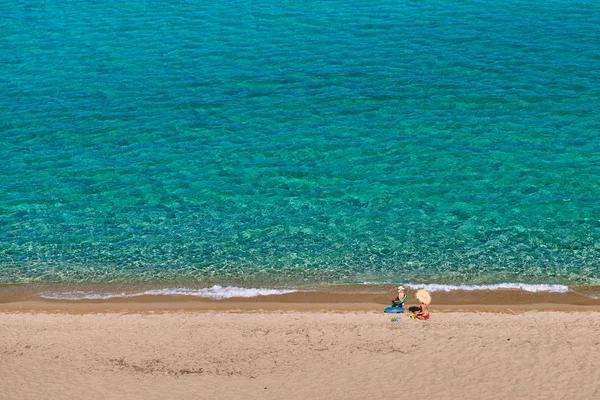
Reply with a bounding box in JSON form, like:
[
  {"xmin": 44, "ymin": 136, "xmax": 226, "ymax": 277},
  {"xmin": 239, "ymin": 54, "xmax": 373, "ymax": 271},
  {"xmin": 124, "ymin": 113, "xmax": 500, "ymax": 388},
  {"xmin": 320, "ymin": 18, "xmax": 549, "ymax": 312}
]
[{"xmin": 415, "ymin": 289, "xmax": 432, "ymax": 305}]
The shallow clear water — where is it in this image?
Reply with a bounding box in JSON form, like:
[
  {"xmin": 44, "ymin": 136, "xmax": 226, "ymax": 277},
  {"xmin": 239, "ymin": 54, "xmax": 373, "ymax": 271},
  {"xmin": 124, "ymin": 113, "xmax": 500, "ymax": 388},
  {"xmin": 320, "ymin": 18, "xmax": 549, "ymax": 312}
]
[{"xmin": 1, "ymin": 0, "xmax": 599, "ymax": 287}]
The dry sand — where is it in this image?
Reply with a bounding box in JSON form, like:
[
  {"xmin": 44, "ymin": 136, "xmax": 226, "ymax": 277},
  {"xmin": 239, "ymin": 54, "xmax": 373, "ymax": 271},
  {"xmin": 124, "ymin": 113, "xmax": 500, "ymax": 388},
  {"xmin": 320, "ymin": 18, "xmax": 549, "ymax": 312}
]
[{"xmin": 2, "ymin": 309, "xmax": 599, "ymax": 400}]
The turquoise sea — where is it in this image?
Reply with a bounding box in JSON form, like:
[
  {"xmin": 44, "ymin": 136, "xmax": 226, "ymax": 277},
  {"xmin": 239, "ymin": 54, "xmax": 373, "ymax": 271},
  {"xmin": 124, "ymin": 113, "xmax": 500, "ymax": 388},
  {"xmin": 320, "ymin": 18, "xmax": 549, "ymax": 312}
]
[{"xmin": 1, "ymin": 0, "xmax": 599, "ymax": 296}]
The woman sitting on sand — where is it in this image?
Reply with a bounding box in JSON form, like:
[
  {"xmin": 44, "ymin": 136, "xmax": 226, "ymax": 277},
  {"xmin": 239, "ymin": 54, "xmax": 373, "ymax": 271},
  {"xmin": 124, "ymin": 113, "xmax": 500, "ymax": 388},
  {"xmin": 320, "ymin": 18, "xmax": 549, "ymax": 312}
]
[
  {"xmin": 411, "ymin": 289, "xmax": 431, "ymax": 320},
  {"xmin": 391, "ymin": 286, "xmax": 407, "ymax": 308}
]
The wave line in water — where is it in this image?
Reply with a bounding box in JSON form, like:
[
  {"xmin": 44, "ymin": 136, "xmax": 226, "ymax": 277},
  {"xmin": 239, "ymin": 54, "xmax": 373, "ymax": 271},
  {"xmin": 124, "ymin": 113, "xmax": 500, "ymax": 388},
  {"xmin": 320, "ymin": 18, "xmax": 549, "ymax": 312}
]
[
  {"xmin": 40, "ymin": 285, "xmax": 297, "ymax": 300},
  {"xmin": 403, "ymin": 283, "xmax": 569, "ymax": 293}
]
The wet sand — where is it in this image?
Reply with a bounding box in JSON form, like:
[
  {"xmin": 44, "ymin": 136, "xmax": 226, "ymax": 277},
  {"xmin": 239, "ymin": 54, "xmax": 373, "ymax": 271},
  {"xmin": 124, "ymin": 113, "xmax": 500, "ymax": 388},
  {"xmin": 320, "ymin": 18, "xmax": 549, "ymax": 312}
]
[{"xmin": 2, "ymin": 283, "xmax": 600, "ymax": 313}]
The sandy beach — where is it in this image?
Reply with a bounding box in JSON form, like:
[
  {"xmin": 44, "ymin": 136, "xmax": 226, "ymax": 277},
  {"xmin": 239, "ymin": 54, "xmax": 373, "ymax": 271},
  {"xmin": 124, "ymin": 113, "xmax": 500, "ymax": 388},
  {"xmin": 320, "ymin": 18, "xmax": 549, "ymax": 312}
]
[{"xmin": 2, "ymin": 290, "xmax": 600, "ymax": 400}]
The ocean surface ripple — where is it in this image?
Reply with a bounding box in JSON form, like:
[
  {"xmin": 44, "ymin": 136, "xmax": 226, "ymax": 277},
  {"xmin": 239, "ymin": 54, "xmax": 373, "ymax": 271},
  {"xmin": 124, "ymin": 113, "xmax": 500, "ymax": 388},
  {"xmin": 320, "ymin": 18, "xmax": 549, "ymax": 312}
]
[{"xmin": 1, "ymin": 0, "xmax": 599, "ymax": 287}]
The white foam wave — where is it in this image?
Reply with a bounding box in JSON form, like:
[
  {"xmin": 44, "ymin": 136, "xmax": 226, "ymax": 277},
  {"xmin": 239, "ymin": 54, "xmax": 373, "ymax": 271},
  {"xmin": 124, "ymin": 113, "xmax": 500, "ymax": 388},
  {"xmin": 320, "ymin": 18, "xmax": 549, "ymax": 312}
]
[
  {"xmin": 403, "ymin": 283, "xmax": 569, "ymax": 293},
  {"xmin": 40, "ymin": 285, "xmax": 297, "ymax": 300}
]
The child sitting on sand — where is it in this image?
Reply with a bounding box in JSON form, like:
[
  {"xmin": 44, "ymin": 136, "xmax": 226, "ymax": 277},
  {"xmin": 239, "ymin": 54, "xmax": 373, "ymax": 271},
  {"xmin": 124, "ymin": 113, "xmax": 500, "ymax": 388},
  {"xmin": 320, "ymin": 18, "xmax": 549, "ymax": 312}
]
[
  {"xmin": 411, "ymin": 289, "xmax": 431, "ymax": 320},
  {"xmin": 411, "ymin": 302, "xmax": 430, "ymax": 320},
  {"xmin": 391, "ymin": 286, "xmax": 407, "ymax": 308}
]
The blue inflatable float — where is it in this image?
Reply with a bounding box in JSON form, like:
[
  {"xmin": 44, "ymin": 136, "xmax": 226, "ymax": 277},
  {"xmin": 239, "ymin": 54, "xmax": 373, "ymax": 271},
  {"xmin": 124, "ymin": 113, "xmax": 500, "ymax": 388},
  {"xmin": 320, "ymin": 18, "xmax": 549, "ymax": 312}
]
[{"xmin": 384, "ymin": 307, "xmax": 405, "ymax": 313}]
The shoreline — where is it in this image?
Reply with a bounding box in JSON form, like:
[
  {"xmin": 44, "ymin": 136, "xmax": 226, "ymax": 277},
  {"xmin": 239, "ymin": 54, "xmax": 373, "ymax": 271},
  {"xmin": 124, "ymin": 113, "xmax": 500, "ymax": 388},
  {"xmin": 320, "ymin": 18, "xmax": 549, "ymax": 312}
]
[{"xmin": 2, "ymin": 283, "xmax": 600, "ymax": 313}]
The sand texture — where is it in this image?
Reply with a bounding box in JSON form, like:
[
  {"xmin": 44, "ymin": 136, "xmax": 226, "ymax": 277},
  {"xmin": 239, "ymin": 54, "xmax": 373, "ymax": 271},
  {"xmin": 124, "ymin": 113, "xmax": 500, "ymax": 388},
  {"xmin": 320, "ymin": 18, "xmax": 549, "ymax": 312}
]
[{"xmin": 1, "ymin": 311, "xmax": 599, "ymax": 400}]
